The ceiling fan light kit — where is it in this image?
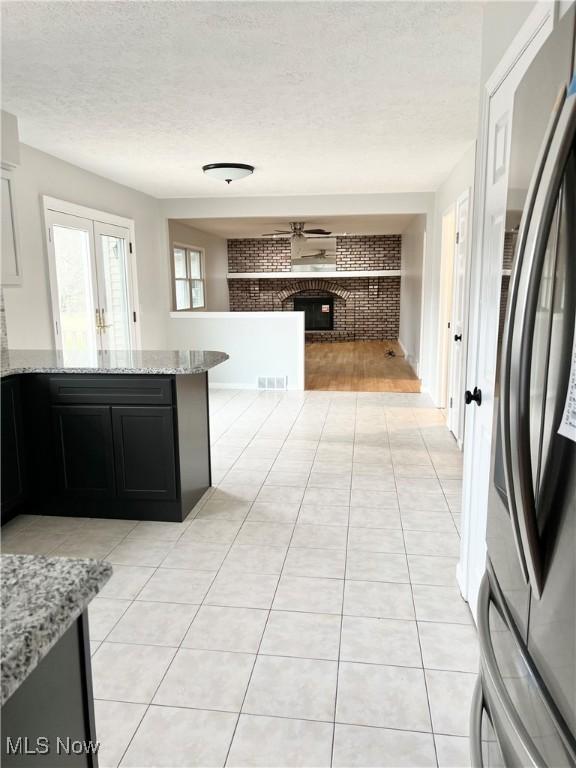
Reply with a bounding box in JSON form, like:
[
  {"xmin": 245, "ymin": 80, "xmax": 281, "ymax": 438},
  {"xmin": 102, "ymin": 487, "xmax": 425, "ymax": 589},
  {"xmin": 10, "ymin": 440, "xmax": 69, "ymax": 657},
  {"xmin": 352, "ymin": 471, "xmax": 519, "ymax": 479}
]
[{"xmin": 202, "ymin": 163, "xmax": 254, "ymax": 184}]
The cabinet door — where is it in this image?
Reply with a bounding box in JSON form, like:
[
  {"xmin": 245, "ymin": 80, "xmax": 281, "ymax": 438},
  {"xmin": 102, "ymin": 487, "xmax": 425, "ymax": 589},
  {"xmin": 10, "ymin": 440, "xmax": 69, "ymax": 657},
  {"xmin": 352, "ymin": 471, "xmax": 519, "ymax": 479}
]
[
  {"xmin": 52, "ymin": 405, "xmax": 115, "ymax": 496},
  {"xmin": 1, "ymin": 377, "xmax": 26, "ymax": 520},
  {"xmin": 112, "ymin": 407, "xmax": 176, "ymax": 500}
]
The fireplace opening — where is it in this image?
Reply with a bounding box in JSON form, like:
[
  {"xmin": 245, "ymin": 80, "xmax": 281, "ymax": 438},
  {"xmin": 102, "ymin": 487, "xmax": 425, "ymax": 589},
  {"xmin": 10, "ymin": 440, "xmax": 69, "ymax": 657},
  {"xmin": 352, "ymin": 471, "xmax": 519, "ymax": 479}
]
[{"xmin": 293, "ymin": 296, "xmax": 334, "ymax": 331}]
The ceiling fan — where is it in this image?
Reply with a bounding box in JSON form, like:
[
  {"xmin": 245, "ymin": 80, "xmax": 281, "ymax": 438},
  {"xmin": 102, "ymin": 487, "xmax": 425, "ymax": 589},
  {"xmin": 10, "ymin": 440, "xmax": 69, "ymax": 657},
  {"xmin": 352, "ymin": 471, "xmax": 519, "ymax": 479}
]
[{"xmin": 261, "ymin": 221, "xmax": 331, "ymax": 238}]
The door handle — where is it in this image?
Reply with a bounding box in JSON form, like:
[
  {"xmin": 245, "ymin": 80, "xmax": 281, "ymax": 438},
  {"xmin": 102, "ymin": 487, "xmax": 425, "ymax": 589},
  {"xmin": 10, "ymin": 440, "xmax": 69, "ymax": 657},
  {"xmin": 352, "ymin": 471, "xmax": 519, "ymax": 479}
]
[
  {"xmin": 465, "ymin": 387, "xmax": 482, "ymax": 406},
  {"xmin": 499, "ymin": 82, "xmax": 571, "ymax": 594},
  {"xmin": 504, "ymin": 80, "xmax": 576, "ymax": 600},
  {"xmin": 476, "ymin": 570, "xmax": 547, "ymax": 768},
  {"xmin": 478, "ymin": 565, "xmax": 576, "ymax": 764},
  {"xmin": 469, "ymin": 679, "xmax": 485, "ymax": 768},
  {"xmin": 100, "ymin": 308, "xmax": 112, "ymax": 330},
  {"xmin": 454, "ymin": 334, "xmax": 462, "ymax": 342}
]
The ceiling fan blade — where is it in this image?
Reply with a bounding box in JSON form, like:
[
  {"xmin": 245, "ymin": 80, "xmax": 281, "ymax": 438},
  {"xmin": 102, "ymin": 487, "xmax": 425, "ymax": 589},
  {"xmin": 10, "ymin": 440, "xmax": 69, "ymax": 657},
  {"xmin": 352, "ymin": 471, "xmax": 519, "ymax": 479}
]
[
  {"xmin": 261, "ymin": 231, "xmax": 290, "ymax": 236},
  {"xmin": 304, "ymin": 229, "xmax": 331, "ymax": 235}
]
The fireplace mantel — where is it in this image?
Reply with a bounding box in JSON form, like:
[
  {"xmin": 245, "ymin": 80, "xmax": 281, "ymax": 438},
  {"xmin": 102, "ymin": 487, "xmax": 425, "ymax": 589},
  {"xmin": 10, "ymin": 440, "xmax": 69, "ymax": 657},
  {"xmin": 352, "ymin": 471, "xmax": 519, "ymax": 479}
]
[{"xmin": 227, "ymin": 270, "xmax": 402, "ymax": 279}]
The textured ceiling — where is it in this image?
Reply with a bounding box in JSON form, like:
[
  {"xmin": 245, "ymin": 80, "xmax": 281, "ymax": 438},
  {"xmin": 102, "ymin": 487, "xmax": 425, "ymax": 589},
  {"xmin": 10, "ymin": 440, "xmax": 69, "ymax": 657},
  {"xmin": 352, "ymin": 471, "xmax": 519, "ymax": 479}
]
[
  {"xmin": 177, "ymin": 214, "xmax": 418, "ymax": 238},
  {"xmin": 2, "ymin": 1, "xmax": 482, "ymax": 198}
]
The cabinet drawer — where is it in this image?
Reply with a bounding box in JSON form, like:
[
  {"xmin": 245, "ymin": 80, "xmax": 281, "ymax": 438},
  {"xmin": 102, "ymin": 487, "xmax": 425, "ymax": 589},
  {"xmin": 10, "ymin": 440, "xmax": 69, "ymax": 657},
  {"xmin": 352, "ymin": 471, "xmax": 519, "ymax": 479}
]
[{"xmin": 48, "ymin": 376, "xmax": 173, "ymax": 405}]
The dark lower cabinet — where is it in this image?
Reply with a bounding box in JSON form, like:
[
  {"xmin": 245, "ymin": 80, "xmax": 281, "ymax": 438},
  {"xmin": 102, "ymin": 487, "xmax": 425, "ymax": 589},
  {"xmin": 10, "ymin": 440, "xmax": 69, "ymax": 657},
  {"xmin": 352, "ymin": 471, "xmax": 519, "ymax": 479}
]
[
  {"xmin": 1, "ymin": 377, "xmax": 26, "ymax": 524},
  {"xmin": 1, "ymin": 373, "xmax": 211, "ymax": 523},
  {"xmin": 52, "ymin": 405, "xmax": 177, "ymax": 502},
  {"xmin": 112, "ymin": 407, "xmax": 176, "ymax": 500},
  {"xmin": 2, "ymin": 612, "xmax": 98, "ymax": 767},
  {"xmin": 52, "ymin": 406, "xmax": 115, "ymax": 497}
]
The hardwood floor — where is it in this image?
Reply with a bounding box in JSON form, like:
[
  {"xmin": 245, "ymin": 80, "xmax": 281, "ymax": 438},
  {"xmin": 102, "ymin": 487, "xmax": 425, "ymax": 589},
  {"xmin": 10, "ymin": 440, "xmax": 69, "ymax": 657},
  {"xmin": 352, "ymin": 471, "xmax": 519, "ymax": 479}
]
[{"xmin": 305, "ymin": 340, "xmax": 421, "ymax": 392}]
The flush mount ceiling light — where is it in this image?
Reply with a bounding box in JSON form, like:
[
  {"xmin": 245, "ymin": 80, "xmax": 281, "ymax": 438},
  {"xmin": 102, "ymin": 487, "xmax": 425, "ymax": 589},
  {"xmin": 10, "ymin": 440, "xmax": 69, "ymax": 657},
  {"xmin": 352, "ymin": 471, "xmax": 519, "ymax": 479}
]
[{"xmin": 202, "ymin": 163, "xmax": 254, "ymax": 184}]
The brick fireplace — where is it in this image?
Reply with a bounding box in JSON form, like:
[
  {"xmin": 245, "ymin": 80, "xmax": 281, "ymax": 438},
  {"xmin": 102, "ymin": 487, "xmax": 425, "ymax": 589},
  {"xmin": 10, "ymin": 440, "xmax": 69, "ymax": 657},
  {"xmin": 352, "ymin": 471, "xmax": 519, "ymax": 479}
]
[{"xmin": 228, "ymin": 235, "xmax": 401, "ymax": 342}]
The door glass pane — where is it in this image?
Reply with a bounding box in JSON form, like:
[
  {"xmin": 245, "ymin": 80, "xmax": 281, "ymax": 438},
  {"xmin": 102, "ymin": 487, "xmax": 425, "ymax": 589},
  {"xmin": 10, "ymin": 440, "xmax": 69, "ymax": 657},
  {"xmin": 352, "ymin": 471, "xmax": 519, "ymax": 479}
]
[
  {"xmin": 189, "ymin": 250, "xmax": 202, "ymax": 279},
  {"xmin": 191, "ymin": 279, "xmax": 204, "ymax": 308},
  {"xmin": 175, "ymin": 280, "xmax": 191, "ymax": 310},
  {"xmin": 99, "ymin": 234, "xmax": 132, "ymax": 351},
  {"xmin": 174, "ymin": 248, "xmax": 187, "ymax": 279},
  {"xmin": 52, "ymin": 225, "xmax": 98, "ymax": 356}
]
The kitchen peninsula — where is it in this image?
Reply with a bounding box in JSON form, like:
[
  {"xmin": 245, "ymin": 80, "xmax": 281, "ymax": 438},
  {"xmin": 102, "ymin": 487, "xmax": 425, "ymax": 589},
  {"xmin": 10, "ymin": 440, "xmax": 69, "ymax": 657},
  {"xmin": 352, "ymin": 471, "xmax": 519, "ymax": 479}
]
[{"xmin": 0, "ymin": 349, "xmax": 228, "ymax": 525}]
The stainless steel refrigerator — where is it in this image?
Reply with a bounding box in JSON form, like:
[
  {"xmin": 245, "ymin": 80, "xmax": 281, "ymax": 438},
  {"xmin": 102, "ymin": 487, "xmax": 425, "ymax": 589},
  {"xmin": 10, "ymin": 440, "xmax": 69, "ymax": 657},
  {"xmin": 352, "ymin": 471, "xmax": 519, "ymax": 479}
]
[{"xmin": 471, "ymin": 6, "xmax": 576, "ymax": 766}]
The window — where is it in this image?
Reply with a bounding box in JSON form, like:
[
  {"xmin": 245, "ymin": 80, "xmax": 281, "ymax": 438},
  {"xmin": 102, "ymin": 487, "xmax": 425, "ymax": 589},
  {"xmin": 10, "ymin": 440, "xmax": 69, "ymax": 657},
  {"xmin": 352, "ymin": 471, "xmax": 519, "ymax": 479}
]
[{"xmin": 173, "ymin": 245, "xmax": 205, "ymax": 310}]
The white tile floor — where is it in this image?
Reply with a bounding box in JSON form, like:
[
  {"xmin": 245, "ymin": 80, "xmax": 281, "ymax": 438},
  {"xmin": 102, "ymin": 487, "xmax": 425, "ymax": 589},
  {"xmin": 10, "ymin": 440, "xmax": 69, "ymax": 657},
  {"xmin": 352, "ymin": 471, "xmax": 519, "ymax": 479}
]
[{"xmin": 2, "ymin": 388, "xmax": 478, "ymax": 767}]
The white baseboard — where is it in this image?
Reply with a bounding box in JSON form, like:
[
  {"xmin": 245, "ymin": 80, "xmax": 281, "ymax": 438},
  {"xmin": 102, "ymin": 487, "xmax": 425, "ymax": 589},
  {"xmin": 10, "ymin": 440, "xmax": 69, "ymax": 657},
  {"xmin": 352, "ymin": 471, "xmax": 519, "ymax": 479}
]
[
  {"xmin": 397, "ymin": 338, "xmax": 419, "ymax": 379},
  {"xmin": 209, "ymin": 382, "xmax": 304, "ymax": 391}
]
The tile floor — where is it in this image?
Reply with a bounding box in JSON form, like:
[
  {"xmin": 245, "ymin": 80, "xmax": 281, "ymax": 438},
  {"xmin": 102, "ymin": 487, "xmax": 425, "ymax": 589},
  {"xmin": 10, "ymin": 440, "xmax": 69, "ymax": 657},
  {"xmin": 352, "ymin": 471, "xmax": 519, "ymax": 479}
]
[{"xmin": 2, "ymin": 388, "xmax": 478, "ymax": 767}]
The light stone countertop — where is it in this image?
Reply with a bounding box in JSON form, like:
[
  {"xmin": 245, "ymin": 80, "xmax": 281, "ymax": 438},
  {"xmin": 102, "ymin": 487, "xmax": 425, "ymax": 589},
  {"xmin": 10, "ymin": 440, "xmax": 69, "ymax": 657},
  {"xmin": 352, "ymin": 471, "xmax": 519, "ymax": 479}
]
[
  {"xmin": 0, "ymin": 348, "xmax": 229, "ymax": 378},
  {"xmin": 1, "ymin": 554, "xmax": 112, "ymax": 705}
]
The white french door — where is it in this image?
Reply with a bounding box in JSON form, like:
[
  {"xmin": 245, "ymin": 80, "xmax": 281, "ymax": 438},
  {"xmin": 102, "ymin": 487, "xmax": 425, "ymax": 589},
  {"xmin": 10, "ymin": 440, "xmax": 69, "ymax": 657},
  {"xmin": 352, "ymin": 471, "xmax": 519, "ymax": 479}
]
[
  {"xmin": 46, "ymin": 208, "xmax": 137, "ymax": 356},
  {"xmin": 93, "ymin": 221, "xmax": 133, "ymax": 352}
]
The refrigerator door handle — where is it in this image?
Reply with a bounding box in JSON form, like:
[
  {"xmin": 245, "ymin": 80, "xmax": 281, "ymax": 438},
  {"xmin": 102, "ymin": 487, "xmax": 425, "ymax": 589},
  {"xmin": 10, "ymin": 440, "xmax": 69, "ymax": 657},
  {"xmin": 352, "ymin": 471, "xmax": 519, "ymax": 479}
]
[
  {"xmin": 477, "ymin": 572, "xmax": 546, "ymax": 768},
  {"xmin": 502, "ymin": 80, "xmax": 576, "ymax": 599},
  {"xmin": 470, "ymin": 679, "xmax": 485, "ymax": 768},
  {"xmin": 500, "ymin": 86, "xmax": 566, "ymax": 587}
]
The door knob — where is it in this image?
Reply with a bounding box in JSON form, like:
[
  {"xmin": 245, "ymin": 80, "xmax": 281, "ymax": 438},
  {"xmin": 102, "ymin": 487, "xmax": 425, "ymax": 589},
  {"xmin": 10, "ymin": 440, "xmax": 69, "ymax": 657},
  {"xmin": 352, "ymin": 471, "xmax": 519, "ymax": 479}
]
[
  {"xmin": 465, "ymin": 387, "xmax": 482, "ymax": 406},
  {"xmin": 454, "ymin": 334, "xmax": 462, "ymax": 342}
]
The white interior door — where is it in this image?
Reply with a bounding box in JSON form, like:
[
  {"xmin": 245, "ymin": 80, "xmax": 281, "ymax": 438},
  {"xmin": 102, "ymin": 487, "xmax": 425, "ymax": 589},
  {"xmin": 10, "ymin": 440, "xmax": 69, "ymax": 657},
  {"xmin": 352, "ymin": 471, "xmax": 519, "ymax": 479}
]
[
  {"xmin": 46, "ymin": 210, "xmax": 100, "ymax": 357},
  {"xmin": 458, "ymin": 83, "xmax": 514, "ymax": 616},
  {"xmin": 93, "ymin": 221, "xmax": 134, "ymax": 352},
  {"xmin": 438, "ymin": 206, "xmax": 456, "ymax": 410},
  {"xmin": 447, "ymin": 190, "xmax": 470, "ymax": 442},
  {"xmin": 457, "ymin": 5, "xmax": 554, "ymax": 618}
]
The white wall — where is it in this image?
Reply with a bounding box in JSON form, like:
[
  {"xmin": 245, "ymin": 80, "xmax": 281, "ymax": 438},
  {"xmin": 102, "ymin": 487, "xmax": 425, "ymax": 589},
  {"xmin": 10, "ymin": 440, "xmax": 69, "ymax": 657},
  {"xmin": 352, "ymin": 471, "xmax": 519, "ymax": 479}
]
[
  {"xmin": 480, "ymin": 1, "xmax": 536, "ymax": 85},
  {"xmin": 3, "ymin": 144, "xmax": 168, "ymax": 349},
  {"xmin": 166, "ymin": 311, "xmax": 305, "ymax": 389},
  {"xmin": 161, "ymin": 192, "xmax": 434, "ymax": 220},
  {"xmin": 1, "ymin": 110, "xmax": 20, "ymax": 167},
  {"xmin": 399, "ymin": 214, "xmax": 426, "ymax": 375},
  {"xmin": 420, "ymin": 143, "xmax": 476, "ymax": 404},
  {"xmin": 168, "ymin": 221, "xmax": 229, "ymax": 311}
]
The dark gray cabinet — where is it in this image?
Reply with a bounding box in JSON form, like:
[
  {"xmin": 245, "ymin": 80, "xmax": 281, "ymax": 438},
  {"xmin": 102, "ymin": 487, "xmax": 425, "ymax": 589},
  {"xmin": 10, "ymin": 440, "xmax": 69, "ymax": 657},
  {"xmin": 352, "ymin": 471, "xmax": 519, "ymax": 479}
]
[
  {"xmin": 52, "ymin": 405, "xmax": 176, "ymax": 502},
  {"xmin": 2, "ymin": 372, "xmax": 211, "ymax": 524},
  {"xmin": 112, "ymin": 407, "xmax": 176, "ymax": 500},
  {"xmin": 1, "ymin": 377, "xmax": 26, "ymax": 523},
  {"xmin": 52, "ymin": 406, "xmax": 115, "ymax": 497},
  {"xmin": 2, "ymin": 613, "xmax": 98, "ymax": 767}
]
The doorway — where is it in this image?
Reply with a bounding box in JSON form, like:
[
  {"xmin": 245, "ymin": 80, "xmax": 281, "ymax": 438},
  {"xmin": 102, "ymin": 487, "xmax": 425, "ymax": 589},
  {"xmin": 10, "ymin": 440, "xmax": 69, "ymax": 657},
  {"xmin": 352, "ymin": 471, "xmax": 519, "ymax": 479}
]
[
  {"xmin": 438, "ymin": 191, "xmax": 470, "ymax": 443},
  {"xmin": 44, "ymin": 198, "xmax": 140, "ymax": 356},
  {"xmin": 438, "ymin": 205, "xmax": 456, "ymax": 410},
  {"xmin": 447, "ymin": 191, "xmax": 470, "ymax": 443}
]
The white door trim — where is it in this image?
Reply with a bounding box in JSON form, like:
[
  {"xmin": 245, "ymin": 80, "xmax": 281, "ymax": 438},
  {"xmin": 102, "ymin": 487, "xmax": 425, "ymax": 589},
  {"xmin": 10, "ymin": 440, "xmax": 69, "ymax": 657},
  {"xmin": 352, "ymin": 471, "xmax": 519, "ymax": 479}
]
[
  {"xmin": 437, "ymin": 203, "xmax": 456, "ymax": 410},
  {"xmin": 447, "ymin": 188, "xmax": 471, "ymax": 445},
  {"xmin": 457, "ymin": 1, "xmax": 556, "ymax": 614},
  {"xmin": 42, "ymin": 196, "xmax": 142, "ymax": 350}
]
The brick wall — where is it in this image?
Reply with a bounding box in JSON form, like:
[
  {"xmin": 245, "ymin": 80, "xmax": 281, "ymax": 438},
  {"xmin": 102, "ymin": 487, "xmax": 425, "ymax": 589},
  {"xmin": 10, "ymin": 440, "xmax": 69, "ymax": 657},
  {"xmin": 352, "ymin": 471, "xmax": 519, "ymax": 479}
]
[
  {"xmin": 502, "ymin": 231, "xmax": 517, "ymax": 270},
  {"xmin": 227, "ymin": 235, "xmax": 400, "ymax": 273},
  {"xmin": 336, "ymin": 235, "xmax": 401, "ymax": 270},
  {"xmin": 228, "ymin": 238, "xmax": 291, "ymax": 273},
  {"xmin": 499, "ymin": 276, "xmax": 510, "ymax": 345},
  {"xmin": 228, "ymin": 276, "xmax": 401, "ymax": 342},
  {"xmin": 227, "ymin": 235, "xmax": 402, "ymax": 342}
]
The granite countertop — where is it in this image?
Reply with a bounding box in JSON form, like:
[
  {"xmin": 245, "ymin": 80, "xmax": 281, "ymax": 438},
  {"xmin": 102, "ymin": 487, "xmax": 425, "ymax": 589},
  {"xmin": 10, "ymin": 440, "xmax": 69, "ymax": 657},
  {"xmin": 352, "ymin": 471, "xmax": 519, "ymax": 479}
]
[
  {"xmin": 0, "ymin": 349, "xmax": 229, "ymax": 378},
  {"xmin": 1, "ymin": 554, "xmax": 112, "ymax": 705}
]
